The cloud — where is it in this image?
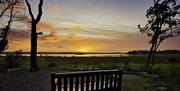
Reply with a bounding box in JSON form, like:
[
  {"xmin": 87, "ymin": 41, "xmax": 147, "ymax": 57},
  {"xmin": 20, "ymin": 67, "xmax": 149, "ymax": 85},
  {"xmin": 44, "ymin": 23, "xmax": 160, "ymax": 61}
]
[
  {"xmin": 6, "ymin": 28, "xmax": 180, "ymax": 52},
  {"xmin": 5, "ymin": 16, "xmax": 180, "ymax": 52},
  {"xmin": 56, "ymin": 35, "xmax": 106, "ymax": 52},
  {"xmin": 37, "ymin": 22, "xmax": 61, "ymax": 32},
  {"xmin": 38, "ymin": 32, "xmax": 62, "ymax": 43},
  {"xmin": 8, "ymin": 40, "xmax": 30, "ymax": 51},
  {"xmin": 8, "ymin": 29, "xmax": 30, "ymax": 51},
  {"xmin": 50, "ymin": 3, "xmax": 60, "ymax": 12},
  {"xmin": 9, "ymin": 29, "xmax": 30, "ymax": 41},
  {"xmin": 19, "ymin": 17, "xmax": 62, "ymax": 33}
]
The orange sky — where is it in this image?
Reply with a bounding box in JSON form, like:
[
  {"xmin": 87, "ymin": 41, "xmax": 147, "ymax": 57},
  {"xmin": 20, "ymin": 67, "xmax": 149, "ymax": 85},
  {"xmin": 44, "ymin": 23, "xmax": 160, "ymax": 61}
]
[{"xmin": 4, "ymin": 0, "xmax": 180, "ymax": 52}]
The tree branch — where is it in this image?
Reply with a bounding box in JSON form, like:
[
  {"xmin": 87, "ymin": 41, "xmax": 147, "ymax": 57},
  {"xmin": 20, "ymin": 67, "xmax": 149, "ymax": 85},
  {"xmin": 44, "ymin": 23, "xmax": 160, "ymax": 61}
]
[
  {"xmin": 0, "ymin": 5, "xmax": 10, "ymax": 18},
  {"xmin": 35, "ymin": 0, "xmax": 43, "ymax": 24},
  {"xmin": 4, "ymin": 1, "xmax": 16, "ymax": 40},
  {"xmin": 25, "ymin": 0, "xmax": 35, "ymax": 21}
]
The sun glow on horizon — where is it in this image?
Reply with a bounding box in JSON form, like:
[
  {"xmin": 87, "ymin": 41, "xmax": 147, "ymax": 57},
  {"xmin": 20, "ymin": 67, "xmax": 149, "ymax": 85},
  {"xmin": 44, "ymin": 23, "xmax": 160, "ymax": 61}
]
[{"xmin": 77, "ymin": 47, "xmax": 93, "ymax": 52}]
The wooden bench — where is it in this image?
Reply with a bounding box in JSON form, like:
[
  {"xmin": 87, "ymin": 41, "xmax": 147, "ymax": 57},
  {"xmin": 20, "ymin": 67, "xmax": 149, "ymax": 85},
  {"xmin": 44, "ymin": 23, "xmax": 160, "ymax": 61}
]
[{"xmin": 51, "ymin": 70, "xmax": 122, "ymax": 91}]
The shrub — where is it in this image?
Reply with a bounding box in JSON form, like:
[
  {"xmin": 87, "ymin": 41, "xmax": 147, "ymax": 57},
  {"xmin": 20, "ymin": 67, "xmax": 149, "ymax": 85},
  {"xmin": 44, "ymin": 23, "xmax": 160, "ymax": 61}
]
[
  {"xmin": 48, "ymin": 62, "xmax": 56, "ymax": 68},
  {"xmin": 153, "ymin": 65, "xmax": 180, "ymax": 91},
  {"xmin": 5, "ymin": 54, "xmax": 21, "ymax": 69}
]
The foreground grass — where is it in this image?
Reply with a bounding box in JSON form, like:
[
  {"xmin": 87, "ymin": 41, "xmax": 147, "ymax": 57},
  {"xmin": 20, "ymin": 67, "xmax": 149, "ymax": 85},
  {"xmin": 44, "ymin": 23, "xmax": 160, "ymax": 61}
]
[
  {"xmin": 0, "ymin": 55, "xmax": 180, "ymax": 91},
  {"xmin": 0, "ymin": 70, "xmax": 151, "ymax": 91},
  {"xmin": 122, "ymin": 74, "xmax": 151, "ymax": 91}
]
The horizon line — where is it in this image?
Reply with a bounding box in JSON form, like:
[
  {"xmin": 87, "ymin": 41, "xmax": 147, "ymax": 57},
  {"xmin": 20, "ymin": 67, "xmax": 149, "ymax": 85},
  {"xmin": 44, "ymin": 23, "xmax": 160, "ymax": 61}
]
[
  {"xmin": 1, "ymin": 51, "xmax": 127, "ymax": 54},
  {"xmin": 2, "ymin": 49, "xmax": 180, "ymax": 54}
]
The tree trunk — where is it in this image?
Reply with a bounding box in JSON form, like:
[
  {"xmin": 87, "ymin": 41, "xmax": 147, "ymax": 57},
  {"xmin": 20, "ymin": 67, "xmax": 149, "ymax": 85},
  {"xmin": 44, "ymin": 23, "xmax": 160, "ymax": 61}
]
[
  {"xmin": 148, "ymin": 40, "xmax": 159, "ymax": 74},
  {"xmin": 30, "ymin": 23, "xmax": 38, "ymax": 70},
  {"xmin": 148, "ymin": 49, "xmax": 156, "ymax": 74},
  {"xmin": 145, "ymin": 43, "xmax": 154, "ymax": 72},
  {"xmin": 25, "ymin": 0, "xmax": 43, "ymax": 70},
  {"xmin": 148, "ymin": 34, "xmax": 159, "ymax": 74}
]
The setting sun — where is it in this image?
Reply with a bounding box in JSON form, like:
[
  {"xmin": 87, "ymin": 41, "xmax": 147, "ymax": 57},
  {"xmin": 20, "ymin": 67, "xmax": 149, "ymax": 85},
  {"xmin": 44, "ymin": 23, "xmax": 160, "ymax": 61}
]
[{"xmin": 77, "ymin": 47, "xmax": 92, "ymax": 52}]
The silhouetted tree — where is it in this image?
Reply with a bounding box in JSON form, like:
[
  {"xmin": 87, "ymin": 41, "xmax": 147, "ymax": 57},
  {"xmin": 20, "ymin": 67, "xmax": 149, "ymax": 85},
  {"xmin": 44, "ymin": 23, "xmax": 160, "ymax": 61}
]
[
  {"xmin": 138, "ymin": 0, "xmax": 180, "ymax": 73},
  {"xmin": 0, "ymin": 0, "xmax": 25, "ymax": 53},
  {"xmin": 25, "ymin": 0, "xmax": 43, "ymax": 70}
]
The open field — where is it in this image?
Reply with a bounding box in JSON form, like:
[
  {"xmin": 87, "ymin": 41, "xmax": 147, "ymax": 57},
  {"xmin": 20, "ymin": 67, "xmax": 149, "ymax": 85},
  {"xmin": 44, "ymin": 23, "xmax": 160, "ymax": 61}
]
[
  {"xmin": 1, "ymin": 54, "xmax": 179, "ymax": 70},
  {"xmin": 0, "ymin": 54, "xmax": 180, "ymax": 91},
  {"xmin": 0, "ymin": 69, "xmax": 151, "ymax": 91}
]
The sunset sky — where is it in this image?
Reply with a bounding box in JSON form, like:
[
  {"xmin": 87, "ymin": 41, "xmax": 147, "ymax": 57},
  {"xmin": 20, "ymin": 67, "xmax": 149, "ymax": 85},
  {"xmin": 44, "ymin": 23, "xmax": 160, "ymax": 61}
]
[{"xmin": 8, "ymin": 0, "xmax": 180, "ymax": 52}]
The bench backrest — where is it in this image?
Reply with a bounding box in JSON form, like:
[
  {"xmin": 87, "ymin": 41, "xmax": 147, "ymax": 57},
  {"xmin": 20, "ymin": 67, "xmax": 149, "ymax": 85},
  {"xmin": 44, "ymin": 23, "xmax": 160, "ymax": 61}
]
[{"xmin": 51, "ymin": 70, "xmax": 122, "ymax": 91}]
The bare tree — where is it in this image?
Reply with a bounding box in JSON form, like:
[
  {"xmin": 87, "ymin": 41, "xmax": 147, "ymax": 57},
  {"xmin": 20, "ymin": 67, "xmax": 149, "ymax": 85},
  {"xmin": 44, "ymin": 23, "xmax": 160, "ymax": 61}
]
[
  {"xmin": 25, "ymin": 0, "xmax": 43, "ymax": 70},
  {"xmin": 138, "ymin": 0, "xmax": 180, "ymax": 73},
  {"xmin": 0, "ymin": 0, "xmax": 25, "ymax": 53}
]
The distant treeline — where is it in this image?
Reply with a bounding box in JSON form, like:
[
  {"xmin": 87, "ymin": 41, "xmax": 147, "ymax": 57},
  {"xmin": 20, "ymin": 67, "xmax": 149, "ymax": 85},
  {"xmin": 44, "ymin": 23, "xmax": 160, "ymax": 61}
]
[{"xmin": 127, "ymin": 50, "xmax": 180, "ymax": 54}]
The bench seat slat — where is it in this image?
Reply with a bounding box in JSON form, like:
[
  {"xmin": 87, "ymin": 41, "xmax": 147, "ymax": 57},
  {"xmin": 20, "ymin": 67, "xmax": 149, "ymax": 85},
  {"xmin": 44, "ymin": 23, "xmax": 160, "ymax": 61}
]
[
  {"xmin": 113, "ymin": 73, "xmax": 118, "ymax": 88},
  {"xmin": 91, "ymin": 75, "xmax": 95, "ymax": 90},
  {"xmin": 105, "ymin": 74, "xmax": 109, "ymax": 89},
  {"xmin": 86, "ymin": 75, "xmax": 90, "ymax": 91},
  {"xmin": 109, "ymin": 73, "xmax": 113, "ymax": 88},
  {"xmin": 51, "ymin": 70, "xmax": 122, "ymax": 91},
  {"xmin": 96, "ymin": 73, "xmax": 100, "ymax": 90},
  {"xmin": 75, "ymin": 76, "xmax": 79, "ymax": 91},
  {"xmin": 64, "ymin": 78, "xmax": 68, "ymax": 91},
  {"xmin": 58, "ymin": 78, "xmax": 62, "ymax": 91},
  {"xmin": 81, "ymin": 75, "xmax": 85, "ymax": 91},
  {"xmin": 70, "ymin": 77, "xmax": 73, "ymax": 91},
  {"xmin": 100, "ymin": 73, "xmax": 104, "ymax": 89}
]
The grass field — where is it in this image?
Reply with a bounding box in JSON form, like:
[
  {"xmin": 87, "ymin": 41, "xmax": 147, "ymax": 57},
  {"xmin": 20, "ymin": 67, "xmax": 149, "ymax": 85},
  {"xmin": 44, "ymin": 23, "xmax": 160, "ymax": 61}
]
[
  {"xmin": 0, "ymin": 54, "xmax": 180, "ymax": 72},
  {"xmin": 0, "ymin": 54, "xmax": 180, "ymax": 91}
]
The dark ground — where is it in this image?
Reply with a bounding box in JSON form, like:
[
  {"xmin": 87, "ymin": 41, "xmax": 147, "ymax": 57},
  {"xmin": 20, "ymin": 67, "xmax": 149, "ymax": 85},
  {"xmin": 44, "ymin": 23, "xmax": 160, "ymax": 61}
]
[{"xmin": 0, "ymin": 69, "xmax": 147, "ymax": 91}]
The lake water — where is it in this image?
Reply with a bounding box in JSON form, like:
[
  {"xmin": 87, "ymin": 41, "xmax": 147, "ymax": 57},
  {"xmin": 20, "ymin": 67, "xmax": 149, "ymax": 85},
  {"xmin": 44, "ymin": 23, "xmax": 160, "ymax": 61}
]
[
  {"xmin": 0, "ymin": 53, "xmax": 129, "ymax": 57},
  {"xmin": 36, "ymin": 53, "xmax": 129, "ymax": 57},
  {"xmin": 1, "ymin": 53, "xmax": 178, "ymax": 57}
]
